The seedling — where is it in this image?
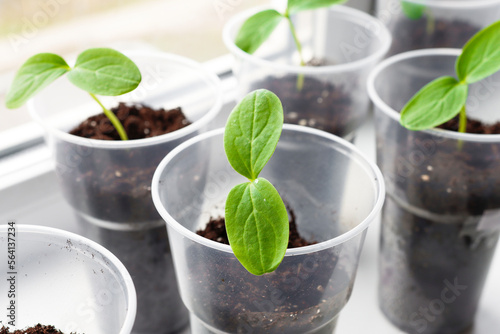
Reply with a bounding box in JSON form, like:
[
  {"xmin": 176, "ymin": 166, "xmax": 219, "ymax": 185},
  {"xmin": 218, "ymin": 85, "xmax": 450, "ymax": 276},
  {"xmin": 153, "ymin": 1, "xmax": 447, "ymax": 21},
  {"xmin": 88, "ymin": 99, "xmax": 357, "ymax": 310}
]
[
  {"xmin": 224, "ymin": 89, "xmax": 288, "ymax": 276},
  {"xmin": 5, "ymin": 48, "xmax": 142, "ymax": 140},
  {"xmin": 400, "ymin": 20, "xmax": 500, "ymax": 132},
  {"xmin": 400, "ymin": 1, "xmax": 434, "ymax": 34},
  {"xmin": 235, "ymin": 0, "xmax": 347, "ymax": 89}
]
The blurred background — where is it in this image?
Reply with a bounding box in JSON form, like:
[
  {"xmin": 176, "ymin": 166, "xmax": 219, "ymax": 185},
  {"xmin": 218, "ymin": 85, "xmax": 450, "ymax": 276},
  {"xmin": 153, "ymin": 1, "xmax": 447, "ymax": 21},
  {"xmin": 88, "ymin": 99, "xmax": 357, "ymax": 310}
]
[
  {"xmin": 0, "ymin": 0, "xmax": 268, "ymax": 132},
  {"xmin": 0, "ymin": 0, "xmax": 372, "ymax": 133}
]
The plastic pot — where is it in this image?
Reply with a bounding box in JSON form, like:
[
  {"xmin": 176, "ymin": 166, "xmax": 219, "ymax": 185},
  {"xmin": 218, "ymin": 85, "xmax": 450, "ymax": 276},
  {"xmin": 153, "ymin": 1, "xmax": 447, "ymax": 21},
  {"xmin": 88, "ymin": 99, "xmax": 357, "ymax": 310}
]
[
  {"xmin": 28, "ymin": 51, "xmax": 222, "ymax": 334},
  {"xmin": 368, "ymin": 49, "xmax": 500, "ymax": 334},
  {"xmin": 375, "ymin": 0, "xmax": 500, "ymax": 56},
  {"xmin": 152, "ymin": 125, "xmax": 385, "ymax": 333},
  {"xmin": 0, "ymin": 224, "xmax": 136, "ymax": 334},
  {"xmin": 223, "ymin": 5, "xmax": 391, "ymax": 140}
]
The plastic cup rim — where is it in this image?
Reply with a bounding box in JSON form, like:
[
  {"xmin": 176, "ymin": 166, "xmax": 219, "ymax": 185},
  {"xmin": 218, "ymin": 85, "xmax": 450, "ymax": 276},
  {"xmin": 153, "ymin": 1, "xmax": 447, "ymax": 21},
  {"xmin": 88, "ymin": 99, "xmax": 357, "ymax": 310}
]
[
  {"xmin": 152, "ymin": 124, "xmax": 386, "ymax": 256},
  {"xmin": 222, "ymin": 5, "xmax": 392, "ymax": 74},
  {"xmin": 398, "ymin": 0, "xmax": 500, "ymax": 8},
  {"xmin": 367, "ymin": 48, "xmax": 500, "ymax": 143},
  {"xmin": 27, "ymin": 51, "xmax": 223, "ymax": 149},
  {"xmin": 0, "ymin": 224, "xmax": 137, "ymax": 334}
]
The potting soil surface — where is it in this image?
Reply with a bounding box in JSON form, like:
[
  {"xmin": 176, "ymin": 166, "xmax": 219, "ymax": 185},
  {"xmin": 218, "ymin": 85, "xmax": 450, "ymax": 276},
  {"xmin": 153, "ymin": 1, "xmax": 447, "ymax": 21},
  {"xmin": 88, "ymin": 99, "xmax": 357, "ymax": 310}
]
[
  {"xmin": 197, "ymin": 208, "xmax": 315, "ymax": 248},
  {"xmin": 0, "ymin": 324, "xmax": 74, "ymax": 334},
  {"xmin": 388, "ymin": 18, "xmax": 480, "ymax": 56},
  {"xmin": 439, "ymin": 116, "xmax": 500, "ymax": 134},
  {"xmin": 70, "ymin": 102, "xmax": 190, "ymax": 140}
]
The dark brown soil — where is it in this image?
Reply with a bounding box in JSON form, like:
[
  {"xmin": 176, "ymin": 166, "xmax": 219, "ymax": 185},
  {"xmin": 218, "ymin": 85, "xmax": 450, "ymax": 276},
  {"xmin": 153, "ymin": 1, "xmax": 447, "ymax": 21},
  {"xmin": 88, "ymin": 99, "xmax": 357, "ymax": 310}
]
[
  {"xmin": 197, "ymin": 217, "xmax": 229, "ymax": 244},
  {"xmin": 191, "ymin": 206, "xmax": 352, "ymax": 333},
  {"xmin": 70, "ymin": 102, "xmax": 190, "ymax": 140},
  {"xmin": 306, "ymin": 58, "xmax": 332, "ymax": 67},
  {"xmin": 438, "ymin": 116, "xmax": 500, "ymax": 134},
  {"xmin": 197, "ymin": 209, "xmax": 315, "ymax": 248},
  {"xmin": 379, "ymin": 196, "xmax": 499, "ymax": 334},
  {"xmin": 60, "ymin": 103, "xmax": 190, "ymax": 223},
  {"xmin": 254, "ymin": 75, "xmax": 356, "ymax": 137},
  {"xmin": 388, "ymin": 18, "xmax": 480, "ymax": 56},
  {"xmin": 0, "ymin": 325, "xmax": 72, "ymax": 334},
  {"xmin": 186, "ymin": 240, "xmax": 348, "ymax": 333}
]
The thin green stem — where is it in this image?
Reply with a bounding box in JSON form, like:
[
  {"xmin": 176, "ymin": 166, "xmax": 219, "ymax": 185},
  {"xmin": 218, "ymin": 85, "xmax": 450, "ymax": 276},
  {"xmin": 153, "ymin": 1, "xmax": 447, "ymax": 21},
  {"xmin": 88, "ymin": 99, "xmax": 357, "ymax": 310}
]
[
  {"xmin": 456, "ymin": 105, "xmax": 467, "ymax": 150},
  {"xmin": 458, "ymin": 105, "xmax": 467, "ymax": 133},
  {"xmin": 285, "ymin": 16, "xmax": 305, "ymax": 67},
  {"xmin": 425, "ymin": 9, "xmax": 435, "ymax": 35},
  {"xmin": 89, "ymin": 93, "xmax": 128, "ymax": 140},
  {"xmin": 285, "ymin": 14, "xmax": 305, "ymax": 91}
]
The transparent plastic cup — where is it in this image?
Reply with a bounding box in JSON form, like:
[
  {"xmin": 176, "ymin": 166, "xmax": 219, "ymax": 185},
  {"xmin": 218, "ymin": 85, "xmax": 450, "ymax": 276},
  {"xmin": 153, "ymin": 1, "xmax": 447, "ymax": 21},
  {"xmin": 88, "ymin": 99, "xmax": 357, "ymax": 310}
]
[
  {"xmin": 368, "ymin": 49, "xmax": 500, "ymax": 333},
  {"xmin": 152, "ymin": 125, "xmax": 385, "ymax": 334},
  {"xmin": 376, "ymin": 0, "xmax": 500, "ymax": 56},
  {"xmin": 223, "ymin": 5, "xmax": 391, "ymax": 140},
  {"xmin": 28, "ymin": 51, "xmax": 222, "ymax": 334},
  {"xmin": 28, "ymin": 51, "xmax": 222, "ymax": 226},
  {"xmin": 0, "ymin": 225, "xmax": 136, "ymax": 334}
]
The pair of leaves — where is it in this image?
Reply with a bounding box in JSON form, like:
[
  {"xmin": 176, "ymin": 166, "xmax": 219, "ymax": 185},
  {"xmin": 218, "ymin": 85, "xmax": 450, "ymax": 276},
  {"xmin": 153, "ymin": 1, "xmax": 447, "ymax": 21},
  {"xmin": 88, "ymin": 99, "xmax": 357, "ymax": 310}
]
[
  {"xmin": 400, "ymin": 20, "xmax": 500, "ymax": 130},
  {"xmin": 224, "ymin": 89, "xmax": 289, "ymax": 275},
  {"xmin": 235, "ymin": 0, "xmax": 346, "ymax": 54},
  {"xmin": 6, "ymin": 48, "xmax": 141, "ymax": 109}
]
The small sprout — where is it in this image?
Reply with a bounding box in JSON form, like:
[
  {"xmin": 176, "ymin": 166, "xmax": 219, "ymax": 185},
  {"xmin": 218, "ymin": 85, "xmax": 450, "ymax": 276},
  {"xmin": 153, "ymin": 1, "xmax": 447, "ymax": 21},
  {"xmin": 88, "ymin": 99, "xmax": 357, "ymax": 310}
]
[
  {"xmin": 401, "ymin": 1, "xmax": 426, "ymax": 20},
  {"xmin": 400, "ymin": 20, "xmax": 500, "ymax": 132},
  {"xmin": 5, "ymin": 48, "xmax": 142, "ymax": 141},
  {"xmin": 224, "ymin": 89, "xmax": 289, "ymax": 276},
  {"xmin": 235, "ymin": 0, "xmax": 347, "ymax": 90},
  {"xmin": 400, "ymin": 1, "xmax": 434, "ymax": 34}
]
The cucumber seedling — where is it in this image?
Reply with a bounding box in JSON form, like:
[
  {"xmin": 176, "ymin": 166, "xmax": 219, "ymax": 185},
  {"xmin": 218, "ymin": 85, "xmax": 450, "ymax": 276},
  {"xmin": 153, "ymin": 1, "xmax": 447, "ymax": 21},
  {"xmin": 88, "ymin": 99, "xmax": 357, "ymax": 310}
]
[
  {"xmin": 400, "ymin": 20, "xmax": 500, "ymax": 133},
  {"xmin": 400, "ymin": 1, "xmax": 435, "ymax": 34},
  {"xmin": 235, "ymin": 0, "xmax": 347, "ymax": 90},
  {"xmin": 5, "ymin": 48, "xmax": 142, "ymax": 140},
  {"xmin": 223, "ymin": 89, "xmax": 289, "ymax": 276}
]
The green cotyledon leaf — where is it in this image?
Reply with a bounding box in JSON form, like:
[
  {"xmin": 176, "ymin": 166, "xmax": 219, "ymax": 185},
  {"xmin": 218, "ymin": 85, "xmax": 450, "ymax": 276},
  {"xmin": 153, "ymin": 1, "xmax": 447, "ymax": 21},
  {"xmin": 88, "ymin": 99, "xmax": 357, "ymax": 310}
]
[
  {"xmin": 5, "ymin": 53, "xmax": 70, "ymax": 109},
  {"xmin": 235, "ymin": 9, "xmax": 283, "ymax": 54},
  {"xmin": 67, "ymin": 48, "xmax": 141, "ymax": 96},
  {"xmin": 224, "ymin": 89, "xmax": 283, "ymax": 181},
  {"xmin": 225, "ymin": 178, "xmax": 289, "ymax": 276},
  {"xmin": 456, "ymin": 20, "xmax": 500, "ymax": 84},
  {"xmin": 400, "ymin": 76, "xmax": 468, "ymax": 130}
]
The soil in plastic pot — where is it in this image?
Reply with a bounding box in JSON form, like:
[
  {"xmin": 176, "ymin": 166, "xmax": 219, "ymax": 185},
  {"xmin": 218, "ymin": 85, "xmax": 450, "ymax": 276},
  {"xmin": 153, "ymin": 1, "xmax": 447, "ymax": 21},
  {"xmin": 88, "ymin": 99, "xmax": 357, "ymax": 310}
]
[
  {"xmin": 61, "ymin": 103, "xmax": 192, "ymax": 333},
  {"xmin": 0, "ymin": 324, "xmax": 69, "ymax": 334},
  {"xmin": 388, "ymin": 18, "xmax": 481, "ymax": 56},
  {"xmin": 191, "ymin": 211, "xmax": 352, "ymax": 333},
  {"xmin": 378, "ymin": 116, "xmax": 500, "ymax": 334},
  {"xmin": 252, "ymin": 75, "xmax": 356, "ymax": 138},
  {"xmin": 58, "ymin": 103, "xmax": 191, "ymax": 223}
]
